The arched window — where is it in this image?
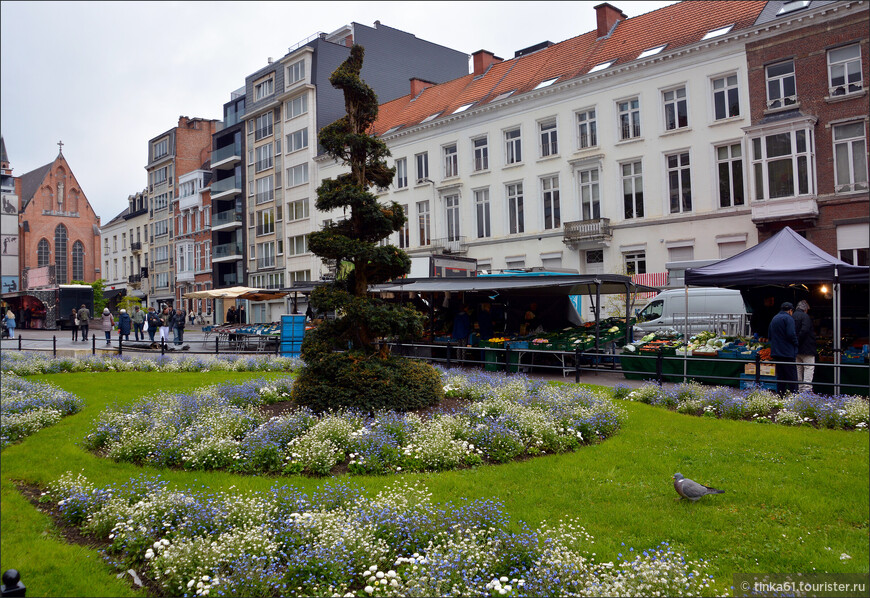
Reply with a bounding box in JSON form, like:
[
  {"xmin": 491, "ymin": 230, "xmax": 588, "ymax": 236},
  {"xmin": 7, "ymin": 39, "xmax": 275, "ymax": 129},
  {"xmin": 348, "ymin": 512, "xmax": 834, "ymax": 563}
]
[
  {"xmin": 37, "ymin": 238, "xmax": 50, "ymax": 267},
  {"xmin": 72, "ymin": 241, "xmax": 85, "ymax": 281},
  {"xmin": 54, "ymin": 224, "xmax": 68, "ymax": 284}
]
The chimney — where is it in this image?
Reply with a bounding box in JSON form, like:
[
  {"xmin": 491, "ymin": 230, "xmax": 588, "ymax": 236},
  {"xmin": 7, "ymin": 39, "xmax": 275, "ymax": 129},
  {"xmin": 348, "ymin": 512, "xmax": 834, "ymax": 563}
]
[
  {"xmin": 594, "ymin": 3, "xmax": 626, "ymax": 38},
  {"xmin": 472, "ymin": 50, "xmax": 503, "ymax": 76},
  {"xmin": 410, "ymin": 77, "xmax": 435, "ymax": 97}
]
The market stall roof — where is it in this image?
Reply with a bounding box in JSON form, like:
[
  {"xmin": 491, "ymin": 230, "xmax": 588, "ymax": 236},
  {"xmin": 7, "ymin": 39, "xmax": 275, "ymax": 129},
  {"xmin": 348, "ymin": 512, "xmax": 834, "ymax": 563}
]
[
  {"xmin": 372, "ymin": 274, "xmax": 659, "ymax": 296},
  {"xmin": 238, "ymin": 290, "xmax": 289, "ymax": 301},
  {"xmin": 183, "ymin": 286, "xmax": 288, "ymax": 300},
  {"xmin": 686, "ymin": 227, "xmax": 869, "ymax": 287}
]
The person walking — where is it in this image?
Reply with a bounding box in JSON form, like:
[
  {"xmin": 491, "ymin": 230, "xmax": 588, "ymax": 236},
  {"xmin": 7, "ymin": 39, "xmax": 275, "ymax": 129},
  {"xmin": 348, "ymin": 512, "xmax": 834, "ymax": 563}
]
[
  {"xmin": 768, "ymin": 302, "xmax": 799, "ymax": 395},
  {"xmin": 117, "ymin": 309, "xmax": 132, "ymax": 341},
  {"xmin": 188, "ymin": 309, "xmax": 196, "ymax": 327},
  {"xmin": 77, "ymin": 304, "xmax": 90, "ymax": 342},
  {"xmin": 158, "ymin": 306, "xmax": 171, "ymax": 344},
  {"xmin": 3, "ymin": 309, "xmax": 15, "ymax": 339},
  {"xmin": 172, "ymin": 308, "xmax": 186, "ymax": 346},
  {"xmin": 70, "ymin": 308, "xmax": 79, "ymax": 341},
  {"xmin": 100, "ymin": 308, "xmax": 115, "ymax": 345},
  {"xmin": 146, "ymin": 307, "xmax": 160, "ymax": 345},
  {"xmin": 792, "ymin": 299, "xmax": 816, "ymax": 393},
  {"xmin": 131, "ymin": 305, "xmax": 145, "ymax": 341}
]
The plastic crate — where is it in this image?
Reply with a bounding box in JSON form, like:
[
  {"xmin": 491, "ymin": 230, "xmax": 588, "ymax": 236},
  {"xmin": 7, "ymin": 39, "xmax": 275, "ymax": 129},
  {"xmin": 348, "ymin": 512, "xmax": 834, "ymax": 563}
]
[
  {"xmin": 506, "ymin": 341, "xmax": 529, "ymax": 349},
  {"xmin": 739, "ymin": 373, "xmax": 777, "ymax": 390},
  {"xmin": 843, "ymin": 354, "xmax": 866, "ymax": 364}
]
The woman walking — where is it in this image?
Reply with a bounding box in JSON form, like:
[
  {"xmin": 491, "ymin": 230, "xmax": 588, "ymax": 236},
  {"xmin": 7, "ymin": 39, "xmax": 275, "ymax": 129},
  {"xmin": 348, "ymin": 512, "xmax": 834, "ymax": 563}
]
[
  {"xmin": 159, "ymin": 306, "xmax": 171, "ymax": 343},
  {"xmin": 3, "ymin": 309, "xmax": 15, "ymax": 339},
  {"xmin": 71, "ymin": 308, "xmax": 79, "ymax": 341},
  {"xmin": 100, "ymin": 308, "xmax": 114, "ymax": 345},
  {"xmin": 118, "ymin": 309, "xmax": 132, "ymax": 341}
]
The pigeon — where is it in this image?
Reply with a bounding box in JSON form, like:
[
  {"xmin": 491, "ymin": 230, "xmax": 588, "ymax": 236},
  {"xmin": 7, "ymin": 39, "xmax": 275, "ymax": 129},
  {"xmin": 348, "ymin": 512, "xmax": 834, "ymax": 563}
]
[{"xmin": 672, "ymin": 473, "xmax": 725, "ymax": 501}]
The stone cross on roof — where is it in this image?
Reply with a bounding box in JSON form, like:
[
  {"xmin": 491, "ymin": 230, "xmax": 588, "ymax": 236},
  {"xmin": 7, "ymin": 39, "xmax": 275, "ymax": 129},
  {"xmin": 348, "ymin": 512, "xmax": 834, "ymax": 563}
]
[{"xmin": 57, "ymin": 140, "xmax": 63, "ymax": 154}]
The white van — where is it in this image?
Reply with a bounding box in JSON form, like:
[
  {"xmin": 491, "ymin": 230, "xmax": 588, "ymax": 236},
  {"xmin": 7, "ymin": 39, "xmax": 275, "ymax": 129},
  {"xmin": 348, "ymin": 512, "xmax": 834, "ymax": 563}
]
[{"xmin": 632, "ymin": 287, "xmax": 750, "ymax": 339}]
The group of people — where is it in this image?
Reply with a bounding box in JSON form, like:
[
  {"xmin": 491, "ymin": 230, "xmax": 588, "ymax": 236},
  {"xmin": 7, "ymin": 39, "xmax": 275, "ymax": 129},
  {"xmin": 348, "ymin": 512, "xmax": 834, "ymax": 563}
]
[
  {"xmin": 768, "ymin": 300, "xmax": 817, "ymax": 394},
  {"xmin": 225, "ymin": 304, "xmax": 246, "ymax": 325},
  {"xmin": 67, "ymin": 304, "xmax": 188, "ymax": 347}
]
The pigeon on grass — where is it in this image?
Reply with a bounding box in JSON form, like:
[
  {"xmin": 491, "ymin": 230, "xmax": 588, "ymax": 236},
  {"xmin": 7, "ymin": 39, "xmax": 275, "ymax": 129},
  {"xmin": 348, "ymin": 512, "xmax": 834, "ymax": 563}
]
[{"xmin": 672, "ymin": 473, "xmax": 725, "ymax": 501}]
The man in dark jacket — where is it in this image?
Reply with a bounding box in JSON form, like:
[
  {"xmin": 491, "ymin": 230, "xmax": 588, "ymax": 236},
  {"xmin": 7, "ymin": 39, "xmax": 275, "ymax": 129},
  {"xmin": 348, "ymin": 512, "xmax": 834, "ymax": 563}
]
[
  {"xmin": 77, "ymin": 304, "xmax": 90, "ymax": 342},
  {"xmin": 171, "ymin": 308, "xmax": 186, "ymax": 346},
  {"xmin": 768, "ymin": 302, "xmax": 799, "ymax": 395},
  {"xmin": 792, "ymin": 300, "xmax": 816, "ymax": 393}
]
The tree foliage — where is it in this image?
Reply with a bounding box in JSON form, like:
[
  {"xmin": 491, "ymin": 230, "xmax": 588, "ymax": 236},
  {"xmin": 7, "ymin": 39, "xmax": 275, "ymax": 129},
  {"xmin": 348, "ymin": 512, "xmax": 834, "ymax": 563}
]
[{"xmin": 294, "ymin": 45, "xmax": 440, "ymax": 411}]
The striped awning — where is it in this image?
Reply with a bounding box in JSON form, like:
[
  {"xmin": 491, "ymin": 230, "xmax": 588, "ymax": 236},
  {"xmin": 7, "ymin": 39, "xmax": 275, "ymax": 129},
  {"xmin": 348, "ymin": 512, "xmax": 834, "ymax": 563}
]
[{"xmin": 632, "ymin": 272, "xmax": 667, "ymax": 298}]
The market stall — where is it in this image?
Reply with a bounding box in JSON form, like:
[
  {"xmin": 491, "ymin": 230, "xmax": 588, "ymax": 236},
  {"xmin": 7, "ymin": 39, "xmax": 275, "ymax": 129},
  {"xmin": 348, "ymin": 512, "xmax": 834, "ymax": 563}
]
[{"xmin": 684, "ymin": 227, "xmax": 869, "ymax": 394}]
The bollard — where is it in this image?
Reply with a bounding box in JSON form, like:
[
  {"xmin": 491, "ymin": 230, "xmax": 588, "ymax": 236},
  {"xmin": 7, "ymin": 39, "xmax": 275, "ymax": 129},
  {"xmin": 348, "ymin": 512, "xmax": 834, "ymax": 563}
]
[
  {"xmin": 92, "ymin": 335, "xmax": 96, "ymax": 355},
  {"xmin": 215, "ymin": 337, "xmax": 220, "ymax": 354},
  {"xmin": 118, "ymin": 336, "xmax": 123, "ymax": 356},
  {"xmin": 445, "ymin": 342, "xmax": 452, "ymax": 369},
  {"xmin": 575, "ymin": 346, "xmax": 582, "ymax": 384},
  {"xmin": 656, "ymin": 349, "xmax": 664, "ymax": 386},
  {"xmin": 52, "ymin": 335, "xmax": 57, "ymax": 357},
  {"xmin": 1, "ymin": 569, "xmax": 26, "ymax": 597},
  {"xmin": 161, "ymin": 338, "xmax": 166, "ymax": 356},
  {"xmin": 17, "ymin": 337, "xmax": 21, "ymax": 351}
]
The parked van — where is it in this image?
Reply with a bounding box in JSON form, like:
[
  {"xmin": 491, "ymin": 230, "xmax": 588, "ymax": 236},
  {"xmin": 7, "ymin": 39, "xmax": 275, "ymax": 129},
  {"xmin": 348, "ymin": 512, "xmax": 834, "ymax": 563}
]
[{"xmin": 632, "ymin": 287, "xmax": 750, "ymax": 340}]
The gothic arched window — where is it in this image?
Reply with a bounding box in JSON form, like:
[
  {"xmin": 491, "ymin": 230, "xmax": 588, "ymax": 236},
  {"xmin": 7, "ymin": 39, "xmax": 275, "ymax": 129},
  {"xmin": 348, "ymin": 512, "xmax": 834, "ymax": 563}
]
[
  {"xmin": 54, "ymin": 224, "xmax": 68, "ymax": 284},
  {"xmin": 37, "ymin": 238, "xmax": 50, "ymax": 267},
  {"xmin": 72, "ymin": 241, "xmax": 85, "ymax": 281}
]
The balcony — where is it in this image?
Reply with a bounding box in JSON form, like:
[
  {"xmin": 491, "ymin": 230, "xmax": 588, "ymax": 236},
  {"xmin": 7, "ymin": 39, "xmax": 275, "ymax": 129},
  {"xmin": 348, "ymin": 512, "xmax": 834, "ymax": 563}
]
[
  {"xmin": 430, "ymin": 236, "xmax": 468, "ymax": 254},
  {"xmin": 176, "ymin": 270, "xmax": 194, "ymax": 283},
  {"xmin": 128, "ymin": 274, "xmax": 142, "ymax": 285},
  {"xmin": 213, "ymin": 242, "xmax": 244, "ymax": 262},
  {"xmin": 562, "ymin": 218, "xmax": 611, "ymax": 247},
  {"xmin": 131, "ymin": 241, "xmax": 142, "ymax": 253},
  {"xmin": 212, "ymin": 209, "xmax": 244, "ymax": 231},
  {"xmin": 178, "ymin": 190, "xmax": 203, "ymax": 211},
  {"xmin": 751, "ymin": 197, "xmax": 818, "ymax": 224},
  {"xmin": 211, "ymin": 175, "xmax": 242, "ymax": 200},
  {"xmin": 212, "ymin": 141, "xmax": 242, "ymax": 170}
]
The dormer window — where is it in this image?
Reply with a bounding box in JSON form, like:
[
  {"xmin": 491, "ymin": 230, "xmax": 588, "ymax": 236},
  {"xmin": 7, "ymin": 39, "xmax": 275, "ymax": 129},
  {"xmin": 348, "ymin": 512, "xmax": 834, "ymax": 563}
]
[
  {"xmin": 702, "ymin": 25, "xmax": 733, "ymax": 40},
  {"xmin": 254, "ymin": 77, "xmax": 274, "ymax": 102},
  {"xmin": 777, "ymin": 1, "xmax": 810, "ymax": 15},
  {"xmin": 452, "ymin": 103, "xmax": 474, "ymax": 114}
]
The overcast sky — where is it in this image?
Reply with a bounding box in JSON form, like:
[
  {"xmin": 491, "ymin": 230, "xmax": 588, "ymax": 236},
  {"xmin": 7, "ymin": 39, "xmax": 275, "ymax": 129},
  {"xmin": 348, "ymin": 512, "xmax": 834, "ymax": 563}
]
[{"xmin": 1, "ymin": 0, "xmax": 676, "ymax": 223}]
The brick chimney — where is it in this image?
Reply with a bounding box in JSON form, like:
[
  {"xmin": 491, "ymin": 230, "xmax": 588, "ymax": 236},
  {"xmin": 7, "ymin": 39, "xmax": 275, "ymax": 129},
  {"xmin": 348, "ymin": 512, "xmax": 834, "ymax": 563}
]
[
  {"xmin": 410, "ymin": 77, "xmax": 436, "ymax": 97},
  {"xmin": 472, "ymin": 50, "xmax": 503, "ymax": 76},
  {"xmin": 594, "ymin": 3, "xmax": 626, "ymax": 38}
]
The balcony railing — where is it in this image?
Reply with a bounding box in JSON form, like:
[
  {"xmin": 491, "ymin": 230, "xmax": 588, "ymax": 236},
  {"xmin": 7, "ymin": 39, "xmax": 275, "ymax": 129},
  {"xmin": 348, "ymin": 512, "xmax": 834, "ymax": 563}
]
[
  {"xmin": 211, "ymin": 141, "xmax": 242, "ymax": 169},
  {"xmin": 130, "ymin": 241, "xmax": 142, "ymax": 252},
  {"xmin": 176, "ymin": 270, "xmax": 194, "ymax": 283},
  {"xmin": 128, "ymin": 274, "xmax": 142, "ymax": 283},
  {"xmin": 562, "ymin": 218, "xmax": 611, "ymax": 246},
  {"xmin": 212, "ymin": 209, "xmax": 243, "ymax": 229},
  {"xmin": 211, "ymin": 175, "xmax": 242, "ymax": 198},
  {"xmin": 430, "ymin": 236, "xmax": 467, "ymax": 254},
  {"xmin": 213, "ymin": 242, "xmax": 243, "ymax": 261}
]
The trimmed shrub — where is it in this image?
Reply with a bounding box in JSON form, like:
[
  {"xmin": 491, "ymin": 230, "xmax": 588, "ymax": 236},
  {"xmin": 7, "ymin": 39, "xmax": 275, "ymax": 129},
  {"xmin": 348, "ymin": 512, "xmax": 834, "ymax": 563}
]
[{"xmin": 292, "ymin": 352, "xmax": 443, "ymax": 412}]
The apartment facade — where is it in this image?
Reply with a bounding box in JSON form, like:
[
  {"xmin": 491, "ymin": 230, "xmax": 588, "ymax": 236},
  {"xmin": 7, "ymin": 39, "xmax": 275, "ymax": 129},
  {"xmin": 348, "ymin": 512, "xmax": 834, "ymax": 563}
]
[
  {"xmin": 99, "ymin": 207, "xmax": 132, "ymax": 309},
  {"xmin": 145, "ymin": 116, "xmax": 217, "ymax": 309},
  {"xmin": 210, "ymin": 21, "xmax": 469, "ymax": 323},
  {"xmin": 316, "ymin": 2, "xmax": 775, "ymax": 306},
  {"xmin": 124, "ymin": 190, "xmax": 149, "ymax": 303},
  {"xmin": 174, "ymin": 166, "xmax": 214, "ymax": 317},
  {"xmin": 745, "ymin": 0, "xmax": 869, "ymax": 264}
]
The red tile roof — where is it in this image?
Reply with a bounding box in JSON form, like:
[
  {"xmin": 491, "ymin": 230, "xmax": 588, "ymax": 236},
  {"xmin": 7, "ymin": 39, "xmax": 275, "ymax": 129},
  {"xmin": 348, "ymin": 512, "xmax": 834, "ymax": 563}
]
[{"xmin": 371, "ymin": 0, "xmax": 766, "ymax": 135}]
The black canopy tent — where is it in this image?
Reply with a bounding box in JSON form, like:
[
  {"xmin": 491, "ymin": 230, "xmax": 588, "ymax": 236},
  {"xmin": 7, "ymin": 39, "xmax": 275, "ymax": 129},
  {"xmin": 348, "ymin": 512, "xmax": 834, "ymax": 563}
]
[
  {"xmin": 686, "ymin": 227, "xmax": 869, "ymax": 392},
  {"xmin": 373, "ymin": 274, "xmax": 660, "ymax": 349}
]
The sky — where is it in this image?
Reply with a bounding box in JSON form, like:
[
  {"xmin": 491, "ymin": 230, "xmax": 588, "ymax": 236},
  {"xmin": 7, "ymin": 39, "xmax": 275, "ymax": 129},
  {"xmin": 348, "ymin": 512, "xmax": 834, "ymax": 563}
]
[{"xmin": 1, "ymin": 0, "xmax": 676, "ymax": 224}]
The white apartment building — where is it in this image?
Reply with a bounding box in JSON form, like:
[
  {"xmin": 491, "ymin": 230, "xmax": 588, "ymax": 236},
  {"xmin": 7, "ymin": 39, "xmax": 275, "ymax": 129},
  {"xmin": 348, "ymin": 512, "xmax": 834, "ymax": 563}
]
[{"xmin": 314, "ymin": 2, "xmax": 771, "ymax": 310}]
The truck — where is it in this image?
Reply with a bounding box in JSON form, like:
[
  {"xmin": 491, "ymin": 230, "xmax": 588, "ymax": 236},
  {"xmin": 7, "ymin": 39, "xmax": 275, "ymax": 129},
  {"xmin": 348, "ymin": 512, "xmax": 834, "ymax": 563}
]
[
  {"xmin": 632, "ymin": 287, "xmax": 751, "ymax": 340},
  {"xmin": 57, "ymin": 284, "xmax": 94, "ymax": 329}
]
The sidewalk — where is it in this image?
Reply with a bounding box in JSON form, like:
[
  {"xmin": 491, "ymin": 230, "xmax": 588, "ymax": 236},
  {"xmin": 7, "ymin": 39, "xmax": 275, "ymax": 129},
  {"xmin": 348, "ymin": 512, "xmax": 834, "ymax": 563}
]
[{"xmin": 0, "ymin": 326, "xmax": 672, "ymax": 389}]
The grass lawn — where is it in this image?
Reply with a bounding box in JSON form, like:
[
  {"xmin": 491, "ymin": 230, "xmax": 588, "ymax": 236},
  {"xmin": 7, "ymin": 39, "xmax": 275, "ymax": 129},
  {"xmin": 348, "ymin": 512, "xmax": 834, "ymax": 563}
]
[{"xmin": 2, "ymin": 371, "xmax": 868, "ymax": 596}]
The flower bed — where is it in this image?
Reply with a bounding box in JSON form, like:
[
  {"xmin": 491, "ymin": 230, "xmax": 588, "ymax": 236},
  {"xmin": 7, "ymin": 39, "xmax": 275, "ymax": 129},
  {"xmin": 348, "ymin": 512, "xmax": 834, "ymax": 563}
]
[
  {"xmin": 615, "ymin": 382, "xmax": 869, "ymax": 430},
  {"xmin": 0, "ymin": 351, "xmax": 302, "ymax": 376},
  {"xmin": 1, "ymin": 373, "xmax": 85, "ymax": 449},
  {"xmin": 43, "ymin": 471, "xmax": 718, "ymax": 597},
  {"xmin": 84, "ymin": 370, "xmax": 624, "ymax": 476}
]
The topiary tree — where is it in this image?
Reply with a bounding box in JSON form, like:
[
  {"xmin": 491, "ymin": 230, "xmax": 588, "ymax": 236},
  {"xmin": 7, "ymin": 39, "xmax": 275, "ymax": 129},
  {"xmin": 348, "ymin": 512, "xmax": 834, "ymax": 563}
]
[{"xmin": 292, "ymin": 45, "xmax": 442, "ymax": 412}]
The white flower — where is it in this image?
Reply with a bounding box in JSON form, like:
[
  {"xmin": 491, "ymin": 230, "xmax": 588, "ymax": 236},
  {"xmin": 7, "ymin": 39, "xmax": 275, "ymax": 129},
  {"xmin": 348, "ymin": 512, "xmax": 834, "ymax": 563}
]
[
  {"xmin": 841, "ymin": 553, "xmax": 852, "ymax": 560},
  {"xmin": 364, "ymin": 586, "xmax": 374, "ymax": 594}
]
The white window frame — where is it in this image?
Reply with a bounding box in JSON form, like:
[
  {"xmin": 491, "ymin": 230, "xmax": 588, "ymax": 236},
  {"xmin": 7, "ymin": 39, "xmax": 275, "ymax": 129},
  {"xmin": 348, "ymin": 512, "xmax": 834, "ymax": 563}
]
[
  {"xmin": 504, "ymin": 127, "xmax": 522, "ymax": 165},
  {"xmin": 474, "ymin": 188, "xmax": 491, "ymax": 238},
  {"xmin": 617, "ymin": 97, "xmax": 641, "ymax": 140},
  {"xmin": 765, "ymin": 61, "xmax": 797, "ymax": 110},
  {"xmin": 832, "ymin": 121, "xmax": 868, "ymax": 194},
  {"xmin": 578, "ymin": 168, "xmax": 600, "ymax": 221},
  {"xmin": 255, "ymin": 111, "xmax": 273, "ymax": 141},
  {"xmin": 287, "ymin": 60, "xmax": 305, "ymax": 85},
  {"xmin": 254, "ymin": 77, "xmax": 274, "ymax": 102},
  {"xmin": 750, "ymin": 125, "xmax": 814, "ymax": 201},
  {"xmin": 541, "ymin": 174, "xmax": 560, "ymax": 229},
  {"xmin": 473, "ymin": 136, "xmax": 489, "ymax": 171},
  {"xmin": 662, "ymin": 86, "xmax": 688, "ymax": 131},
  {"xmin": 255, "ymin": 143, "xmax": 273, "ymax": 173},
  {"xmin": 286, "ymin": 128, "xmax": 309, "ymax": 153},
  {"xmin": 444, "ymin": 194, "xmax": 461, "ymax": 242},
  {"xmin": 506, "ymin": 182, "xmax": 524, "ymax": 234},
  {"xmin": 287, "ymin": 163, "xmax": 309, "ymax": 188},
  {"xmin": 828, "ymin": 44, "xmax": 863, "ymax": 97},
  {"xmin": 398, "ymin": 204, "xmax": 410, "ymax": 248},
  {"xmin": 443, "ymin": 143, "xmax": 458, "ymax": 178},
  {"xmin": 285, "ymin": 94, "xmax": 308, "ymax": 119},
  {"xmin": 395, "ymin": 158, "xmax": 408, "ymax": 189},
  {"xmin": 288, "ymin": 198, "xmax": 309, "ymax": 221},
  {"xmin": 417, "ymin": 201, "xmax": 431, "ymax": 246},
  {"xmin": 712, "ymin": 74, "xmax": 740, "ymax": 120},
  {"xmin": 415, "ymin": 152, "xmax": 429, "ymax": 182},
  {"xmin": 576, "ymin": 108, "xmax": 597, "ymax": 149},
  {"xmin": 539, "ymin": 119, "xmax": 558, "ymax": 157},
  {"xmin": 666, "ymin": 151, "xmax": 692, "ymax": 214},
  {"xmin": 715, "ymin": 142, "xmax": 745, "ymax": 208},
  {"xmin": 624, "ymin": 251, "xmax": 647, "ymax": 275},
  {"xmin": 255, "ymin": 175, "xmax": 274, "ymax": 205},
  {"xmin": 621, "ymin": 160, "xmax": 643, "ymax": 219}
]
